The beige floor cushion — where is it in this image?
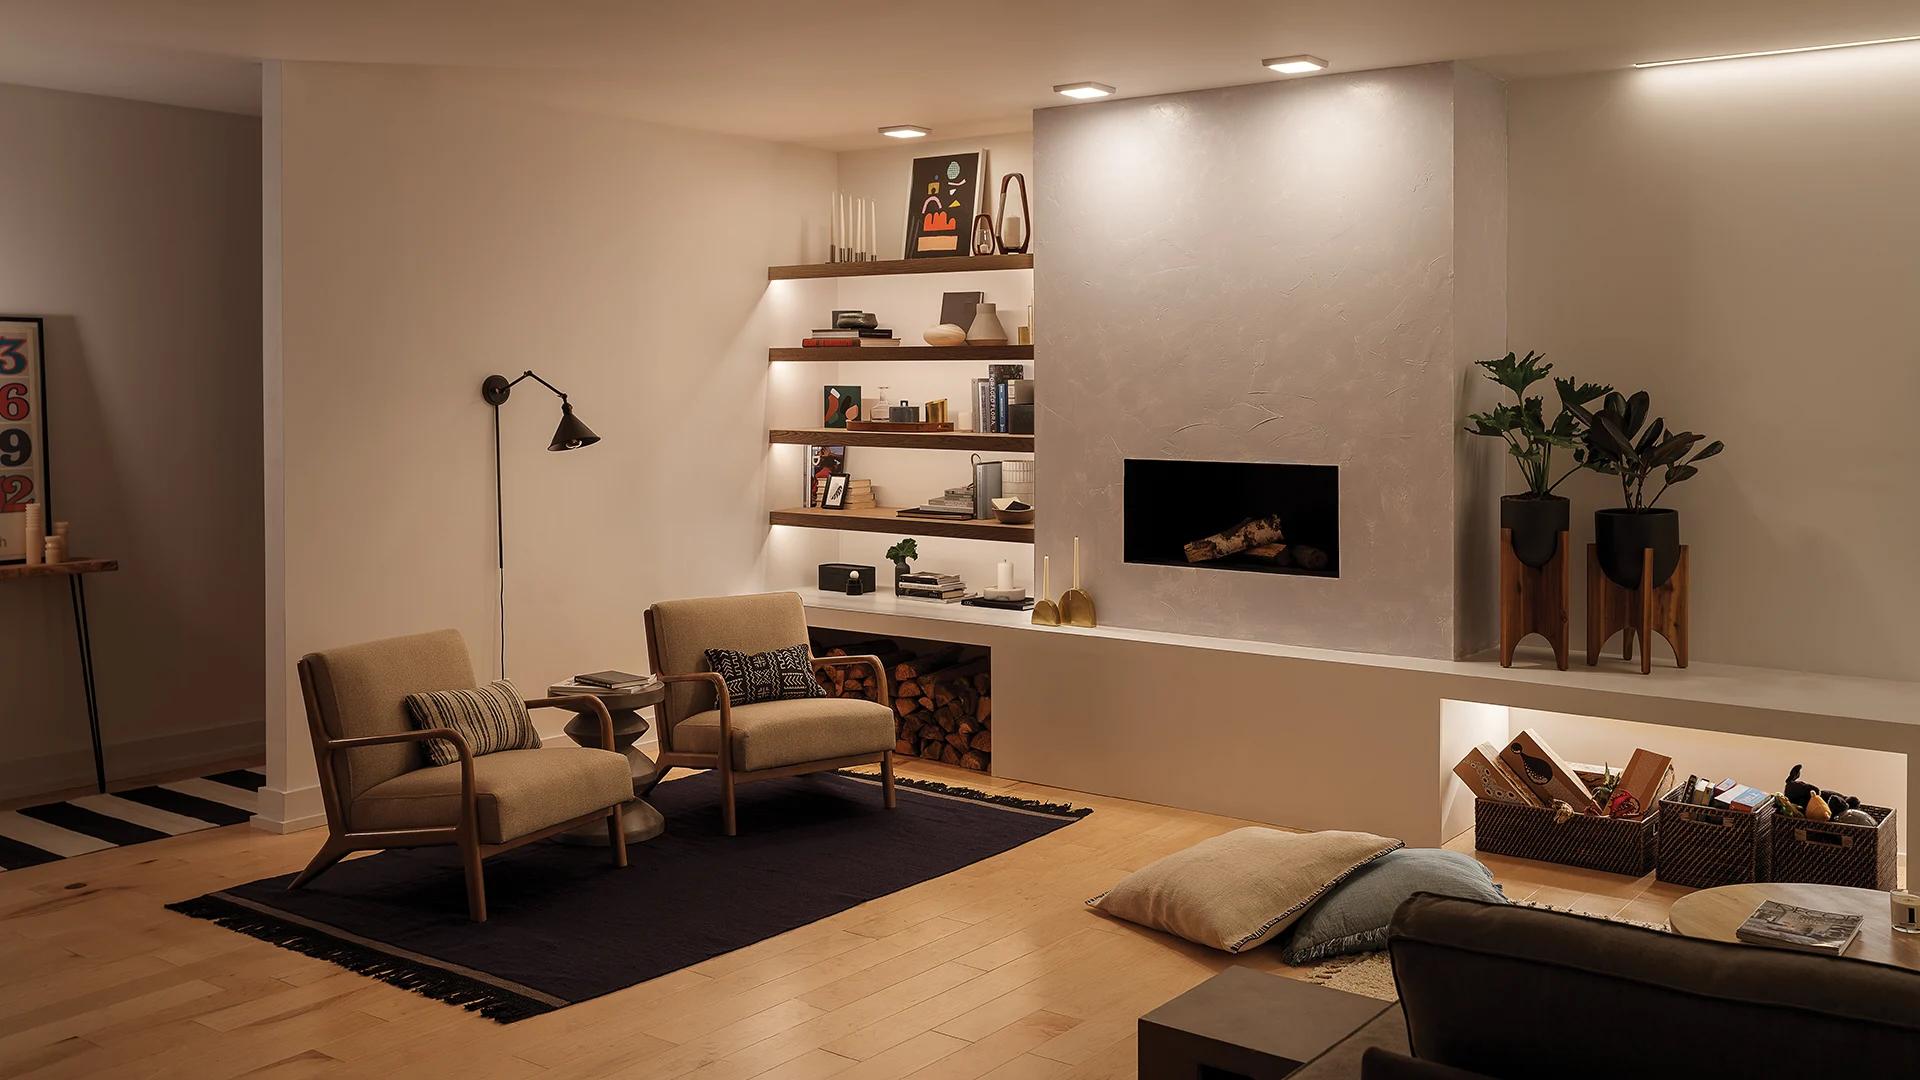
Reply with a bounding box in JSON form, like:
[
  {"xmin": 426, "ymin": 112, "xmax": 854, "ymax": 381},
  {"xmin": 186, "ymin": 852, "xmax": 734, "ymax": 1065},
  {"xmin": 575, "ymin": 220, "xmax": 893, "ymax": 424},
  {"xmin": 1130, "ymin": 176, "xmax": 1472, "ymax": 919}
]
[
  {"xmin": 1089, "ymin": 826, "xmax": 1402, "ymax": 953},
  {"xmin": 352, "ymin": 747, "xmax": 632, "ymax": 844},
  {"xmin": 675, "ymin": 697, "xmax": 895, "ymax": 771}
]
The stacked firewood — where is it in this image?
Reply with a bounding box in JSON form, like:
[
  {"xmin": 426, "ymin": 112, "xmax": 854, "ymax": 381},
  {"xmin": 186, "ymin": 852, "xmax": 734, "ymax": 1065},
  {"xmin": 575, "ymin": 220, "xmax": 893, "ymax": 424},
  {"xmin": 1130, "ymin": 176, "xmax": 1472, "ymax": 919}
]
[{"xmin": 815, "ymin": 640, "xmax": 992, "ymax": 772}]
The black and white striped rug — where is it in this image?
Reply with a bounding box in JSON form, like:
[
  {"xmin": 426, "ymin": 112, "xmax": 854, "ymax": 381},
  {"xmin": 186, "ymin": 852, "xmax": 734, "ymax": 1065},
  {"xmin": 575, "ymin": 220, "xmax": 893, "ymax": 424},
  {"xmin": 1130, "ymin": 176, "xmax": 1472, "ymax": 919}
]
[{"xmin": 0, "ymin": 767, "xmax": 263, "ymax": 872}]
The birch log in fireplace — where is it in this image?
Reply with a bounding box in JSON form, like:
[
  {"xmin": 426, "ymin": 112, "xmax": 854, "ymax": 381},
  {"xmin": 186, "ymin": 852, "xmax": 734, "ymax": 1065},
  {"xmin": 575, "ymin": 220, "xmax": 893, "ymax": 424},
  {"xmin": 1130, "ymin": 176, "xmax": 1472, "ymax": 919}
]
[{"xmin": 1183, "ymin": 514, "xmax": 1285, "ymax": 563}]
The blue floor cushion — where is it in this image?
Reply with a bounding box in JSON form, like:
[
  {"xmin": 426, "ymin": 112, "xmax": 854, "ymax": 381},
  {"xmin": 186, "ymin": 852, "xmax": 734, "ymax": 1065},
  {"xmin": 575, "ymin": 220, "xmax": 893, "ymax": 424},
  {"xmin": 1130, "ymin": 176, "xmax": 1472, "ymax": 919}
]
[{"xmin": 1282, "ymin": 848, "xmax": 1507, "ymax": 964}]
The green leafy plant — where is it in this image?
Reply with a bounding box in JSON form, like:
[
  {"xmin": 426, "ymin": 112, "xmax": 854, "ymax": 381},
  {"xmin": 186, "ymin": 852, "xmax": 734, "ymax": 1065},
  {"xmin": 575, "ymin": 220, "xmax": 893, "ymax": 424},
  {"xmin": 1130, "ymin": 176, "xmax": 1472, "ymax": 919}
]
[
  {"xmin": 1558, "ymin": 387, "xmax": 1724, "ymax": 510},
  {"xmin": 884, "ymin": 538, "xmax": 919, "ymax": 565},
  {"xmin": 1464, "ymin": 351, "xmax": 1610, "ymax": 496}
]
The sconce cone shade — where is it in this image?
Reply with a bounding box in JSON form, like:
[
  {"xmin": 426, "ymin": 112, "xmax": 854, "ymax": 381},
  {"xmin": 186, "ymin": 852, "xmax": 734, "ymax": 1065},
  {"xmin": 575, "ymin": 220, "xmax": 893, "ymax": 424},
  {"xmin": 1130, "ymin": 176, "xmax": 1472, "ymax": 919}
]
[{"xmin": 549, "ymin": 403, "xmax": 600, "ymax": 451}]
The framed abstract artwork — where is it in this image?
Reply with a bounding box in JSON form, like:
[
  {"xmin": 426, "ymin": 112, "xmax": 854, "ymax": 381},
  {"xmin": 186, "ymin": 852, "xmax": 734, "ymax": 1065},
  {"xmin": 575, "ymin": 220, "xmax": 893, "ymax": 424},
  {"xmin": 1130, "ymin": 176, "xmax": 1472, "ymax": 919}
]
[
  {"xmin": 0, "ymin": 316, "xmax": 48, "ymax": 564},
  {"xmin": 904, "ymin": 151, "xmax": 986, "ymax": 259}
]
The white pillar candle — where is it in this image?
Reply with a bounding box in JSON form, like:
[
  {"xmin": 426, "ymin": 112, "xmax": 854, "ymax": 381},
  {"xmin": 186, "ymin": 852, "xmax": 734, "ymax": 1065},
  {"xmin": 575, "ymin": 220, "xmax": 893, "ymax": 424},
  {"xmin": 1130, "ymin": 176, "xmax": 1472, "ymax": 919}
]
[{"xmin": 996, "ymin": 559, "xmax": 1013, "ymax": 591}]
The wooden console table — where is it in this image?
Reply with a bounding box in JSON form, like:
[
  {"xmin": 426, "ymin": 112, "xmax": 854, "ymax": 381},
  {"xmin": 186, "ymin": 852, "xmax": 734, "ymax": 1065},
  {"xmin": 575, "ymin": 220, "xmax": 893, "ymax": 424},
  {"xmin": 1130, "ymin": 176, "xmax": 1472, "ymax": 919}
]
[{"xmin": 0, "ymin": 558, "xmax": 118, "ymax": 792}]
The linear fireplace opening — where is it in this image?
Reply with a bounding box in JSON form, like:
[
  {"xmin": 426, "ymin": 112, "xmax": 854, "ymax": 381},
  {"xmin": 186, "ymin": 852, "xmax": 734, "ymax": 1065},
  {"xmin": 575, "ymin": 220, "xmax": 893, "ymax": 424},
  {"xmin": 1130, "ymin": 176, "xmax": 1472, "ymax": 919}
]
[{"xmin": 1123, "ymin": 459, "xmax": 1339, "ymax": 577}]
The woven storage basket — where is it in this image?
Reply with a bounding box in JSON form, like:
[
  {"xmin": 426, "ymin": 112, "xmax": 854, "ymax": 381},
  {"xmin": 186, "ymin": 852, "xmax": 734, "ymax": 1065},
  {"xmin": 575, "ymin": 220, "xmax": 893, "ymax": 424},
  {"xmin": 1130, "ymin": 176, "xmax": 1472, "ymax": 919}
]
[
  {"xmin": 1656, "ymin": 788, "xmax": 1772, "ymax": 888},
  {"xmin": 1771, "ymin": 804, "xmax": 1898, "ymax": 889},
  {"xmin": 1474, "ymin": 798, "xmax": 1657, "ymax": 876}
]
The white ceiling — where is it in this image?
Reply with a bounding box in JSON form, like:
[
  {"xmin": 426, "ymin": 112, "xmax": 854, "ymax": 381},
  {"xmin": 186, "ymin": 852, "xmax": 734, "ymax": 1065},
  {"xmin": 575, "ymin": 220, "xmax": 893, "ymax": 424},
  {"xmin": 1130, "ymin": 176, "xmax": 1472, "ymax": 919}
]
[{"xmin": 1, "ymin": 0, "xmax": 1915, "ymax": 148}]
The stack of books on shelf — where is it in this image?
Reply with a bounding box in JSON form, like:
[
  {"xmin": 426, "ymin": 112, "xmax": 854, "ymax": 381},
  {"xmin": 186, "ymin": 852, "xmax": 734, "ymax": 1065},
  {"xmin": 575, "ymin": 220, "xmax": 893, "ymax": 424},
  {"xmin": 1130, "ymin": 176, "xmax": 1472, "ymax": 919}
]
[
  {"xmin": 971, "ymin": 365, "xmax": 1029, "ymax": 432},
  {"xmin": 898, "ymin": 482, "xmax": 977, "ymax": 519},
  {"xmin": 896, "ymin": 571, "xmax": 969, "ymax": 603},
  {"xmin": 801, "ymin": 328, "xmax": 901, "ymax": 348},
  {"xmin": 813, "ymin": 476, "xmax": 876, "ymax": 509}
]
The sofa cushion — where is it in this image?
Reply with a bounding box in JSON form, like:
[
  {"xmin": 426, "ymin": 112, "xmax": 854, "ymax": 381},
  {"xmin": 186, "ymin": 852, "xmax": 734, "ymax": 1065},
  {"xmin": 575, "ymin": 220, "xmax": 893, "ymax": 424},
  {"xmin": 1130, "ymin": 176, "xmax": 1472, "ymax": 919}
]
[
  {"xmin": 1090, "ymin": 827, "xmax": 1402, "ymax": 953},
  {"xmin": 705, "ymin": 644, "xmax": 828, "ymax": 707},
  {"xmin": 1282, "ymin": 849, "xmax": 1505, "ymax": 964},
  {"xmin": 675, "ymin": 697, "xmax": 895, "ymax": 771},
  {"xmin": 403, "ymin": 678, "xmax": 542, "ymax": 767},
  {"xmin": 351, "ymin": 747, "xmax": 631, "ymax": 844}
]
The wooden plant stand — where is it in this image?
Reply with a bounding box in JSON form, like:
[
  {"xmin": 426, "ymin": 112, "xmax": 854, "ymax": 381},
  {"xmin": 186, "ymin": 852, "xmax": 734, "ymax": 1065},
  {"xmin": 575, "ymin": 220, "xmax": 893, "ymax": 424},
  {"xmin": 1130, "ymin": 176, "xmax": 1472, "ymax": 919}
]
[
  {"xmin": 1586, "ymin": 543, "xmax": 1689, "ymax": 674},
  {"xmin": 1499, "ymin": 528, "xmax": 1569, "ymax": 670}
]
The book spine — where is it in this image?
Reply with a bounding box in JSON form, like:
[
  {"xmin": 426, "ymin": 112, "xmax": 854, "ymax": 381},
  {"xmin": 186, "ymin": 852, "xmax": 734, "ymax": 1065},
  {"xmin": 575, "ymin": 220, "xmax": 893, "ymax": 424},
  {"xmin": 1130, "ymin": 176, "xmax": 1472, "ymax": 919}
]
[
  {"xmin": 801, "ymin": 338, "xmax": 858, "ymax": 347},
  {"xmin": 996, "ymin": 381, "xmax": 1009, "ymax": 433}
]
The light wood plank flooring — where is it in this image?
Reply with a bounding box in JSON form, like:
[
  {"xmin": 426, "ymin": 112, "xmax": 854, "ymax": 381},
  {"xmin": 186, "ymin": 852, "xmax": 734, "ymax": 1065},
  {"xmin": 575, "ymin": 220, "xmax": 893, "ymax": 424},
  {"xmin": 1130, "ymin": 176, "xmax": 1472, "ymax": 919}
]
[{"xmin": 0, "ymin": 760, "xmax": 1706, "ymax": 1080}]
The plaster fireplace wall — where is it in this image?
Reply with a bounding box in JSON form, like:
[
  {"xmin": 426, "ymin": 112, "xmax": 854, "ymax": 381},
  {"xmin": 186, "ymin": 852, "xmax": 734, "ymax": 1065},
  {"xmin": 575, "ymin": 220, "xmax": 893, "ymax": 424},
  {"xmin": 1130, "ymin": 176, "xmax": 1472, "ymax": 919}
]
[{"xmin": 1033, "ymin": 62, "xmax": 1505, "ymax": 659}]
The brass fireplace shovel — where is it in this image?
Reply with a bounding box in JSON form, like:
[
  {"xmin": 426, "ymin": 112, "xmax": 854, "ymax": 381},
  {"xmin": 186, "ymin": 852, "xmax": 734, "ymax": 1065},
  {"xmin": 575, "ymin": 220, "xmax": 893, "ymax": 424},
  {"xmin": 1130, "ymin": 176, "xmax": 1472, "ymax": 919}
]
[
  {"xmin": 1061, "ymin": 536, "xmax": 1097, "ymax": 627},
  {"xmin": 1031, "ymin": 555, "xmax": 1060, "ymax": 626}
]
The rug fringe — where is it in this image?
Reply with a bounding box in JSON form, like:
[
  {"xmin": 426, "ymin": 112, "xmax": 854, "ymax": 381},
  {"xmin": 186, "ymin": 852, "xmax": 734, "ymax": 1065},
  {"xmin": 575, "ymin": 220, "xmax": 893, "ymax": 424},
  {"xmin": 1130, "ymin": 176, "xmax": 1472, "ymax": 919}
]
[
  {"xmin": 165, "ymin": 895, "xmax": 553, "ymax": 1023},
  {"xmin": 836, "ymin": 770, "xmax": 1092, "ymax": 818}
]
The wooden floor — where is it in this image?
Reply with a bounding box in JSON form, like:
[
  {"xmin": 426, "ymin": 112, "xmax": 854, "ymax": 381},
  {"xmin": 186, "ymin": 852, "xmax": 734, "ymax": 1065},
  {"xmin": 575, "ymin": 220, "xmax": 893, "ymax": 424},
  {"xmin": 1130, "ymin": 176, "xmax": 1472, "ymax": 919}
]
[{"xmin": 0, "ymin": 760, "xmax": 1709, "ymax": 1080}]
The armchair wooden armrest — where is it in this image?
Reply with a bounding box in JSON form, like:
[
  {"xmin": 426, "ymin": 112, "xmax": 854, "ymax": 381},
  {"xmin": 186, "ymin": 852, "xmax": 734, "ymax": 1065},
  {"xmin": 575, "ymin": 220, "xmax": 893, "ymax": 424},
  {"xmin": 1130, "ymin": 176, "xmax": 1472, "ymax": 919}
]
[
  {"xmin": 811, "ymin": 653, "xmax": 892, "ymax": 708},
  {"xmin": 525, "ymin": 694, "xmax": 616, "ymax": 751},
  {"xmin": 654, "ymin": 671, "xmax": 730, "ymax": 755},
  {"xmin": 322, "ymin": 727, "xmax": 477, "ymax": 833}
]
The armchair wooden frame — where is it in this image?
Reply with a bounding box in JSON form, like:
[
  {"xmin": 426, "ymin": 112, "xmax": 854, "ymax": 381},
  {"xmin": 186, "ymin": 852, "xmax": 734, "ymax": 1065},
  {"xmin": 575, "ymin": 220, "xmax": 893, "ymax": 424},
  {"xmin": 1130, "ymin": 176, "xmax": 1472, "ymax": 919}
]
[
  {"xmin": 644, "ymin": 607, "xmax": 895, "ymax": 836},
  {"xmin": 291, "ymin": 658, "xmax": 628, "ymax": 922}
]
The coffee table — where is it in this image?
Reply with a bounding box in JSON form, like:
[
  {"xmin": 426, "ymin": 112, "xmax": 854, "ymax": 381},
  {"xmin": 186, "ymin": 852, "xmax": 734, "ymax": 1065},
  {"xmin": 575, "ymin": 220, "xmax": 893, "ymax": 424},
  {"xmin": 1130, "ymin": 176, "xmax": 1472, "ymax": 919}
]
[
  {"xmin": 547, "ymin": 681, "xmax": 670, "ymax": 845},
  {"xmin": 1668, "ymin": 882, "xmax": 1920, "ymax": 971}
]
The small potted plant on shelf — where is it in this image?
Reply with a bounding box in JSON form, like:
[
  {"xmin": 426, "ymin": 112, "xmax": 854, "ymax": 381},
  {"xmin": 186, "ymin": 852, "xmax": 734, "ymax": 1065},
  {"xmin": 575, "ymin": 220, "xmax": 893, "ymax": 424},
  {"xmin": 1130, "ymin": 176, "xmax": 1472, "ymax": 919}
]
[
  {"xmin": 885, "ymin": 538, "xmax": 918, "ymax": 588},
  {"xmin": 1558, "ymin": 386, "xmax": 1723, "ymax": 589},
  {"xmin": 1464, "ymin": 351, "xmax": 1610, "ymax": 568}
]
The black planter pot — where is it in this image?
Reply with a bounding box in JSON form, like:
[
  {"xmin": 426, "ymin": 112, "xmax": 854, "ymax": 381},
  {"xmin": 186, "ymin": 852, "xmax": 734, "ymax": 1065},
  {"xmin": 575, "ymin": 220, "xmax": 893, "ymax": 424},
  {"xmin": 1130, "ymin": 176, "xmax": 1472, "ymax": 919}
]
[
  {"xmin": 1500, "ymin": 494, "xmax": 1569, "ymax": 569},
  {"xmin": 1595, "ymin": 508, "xmax": 1680, "ymax": 590}
]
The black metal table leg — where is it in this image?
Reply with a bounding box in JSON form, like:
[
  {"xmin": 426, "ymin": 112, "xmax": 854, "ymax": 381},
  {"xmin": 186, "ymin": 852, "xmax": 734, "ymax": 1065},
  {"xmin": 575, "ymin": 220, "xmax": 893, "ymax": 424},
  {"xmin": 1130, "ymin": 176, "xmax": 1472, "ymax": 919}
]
[{"xmin": 69, "ymin": 574, "xmax": 106, "ymax": 793}]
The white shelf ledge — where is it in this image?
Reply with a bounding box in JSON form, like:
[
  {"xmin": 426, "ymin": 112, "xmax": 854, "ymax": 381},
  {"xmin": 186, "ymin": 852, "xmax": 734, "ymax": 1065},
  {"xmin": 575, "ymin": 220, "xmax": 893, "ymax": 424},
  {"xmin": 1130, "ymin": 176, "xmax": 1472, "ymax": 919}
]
[{"xmin": 801, "ymin": 589, "xmax": 1920, "ymax": 729}]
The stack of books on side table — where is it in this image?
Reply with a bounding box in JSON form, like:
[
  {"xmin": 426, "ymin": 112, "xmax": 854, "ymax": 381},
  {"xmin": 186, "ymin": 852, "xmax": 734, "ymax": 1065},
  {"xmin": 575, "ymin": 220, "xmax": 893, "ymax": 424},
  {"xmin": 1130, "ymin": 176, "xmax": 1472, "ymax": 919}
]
[
  {"xmin": 801, "ymin": 328, "xmax": 900, "ymax": 348},
  {"xmin": 896, "ymin": 571, "xmax": 969, "ymax": 603},
  {"xmin": 555, "ymin": 669, "xmax": 659, "ymax": 695}
]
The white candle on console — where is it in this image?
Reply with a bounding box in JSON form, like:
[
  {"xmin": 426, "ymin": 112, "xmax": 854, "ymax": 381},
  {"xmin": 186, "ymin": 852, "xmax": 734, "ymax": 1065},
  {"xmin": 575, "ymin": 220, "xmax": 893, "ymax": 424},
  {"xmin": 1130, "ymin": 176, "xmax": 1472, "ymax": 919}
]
[{"xmin": 996, "ymin": 559, "xmax": 1013, "ymax": 591}]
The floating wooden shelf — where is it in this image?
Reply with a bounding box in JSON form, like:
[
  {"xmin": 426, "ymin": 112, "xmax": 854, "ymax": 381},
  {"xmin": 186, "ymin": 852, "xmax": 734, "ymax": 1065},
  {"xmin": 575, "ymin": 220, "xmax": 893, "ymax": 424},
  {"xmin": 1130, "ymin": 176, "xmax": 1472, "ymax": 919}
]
[
  {"xmin": 768, "ymin": 345, "xmax": 1034, "ymax": 363},
  {"xmin": 771, "ymin": 428, "xmax": 1033, "ymax": 451},
  {"xmin": 0, "ymin": 558, "xmax": 119, "ymax": 582},
  {"xmin": 767, "ymin": 254, "xmax": 1033, "ymax": 281},
  {"xmin": 769, "ymin": 506, "xmax": 1035, "ymax": 543}
]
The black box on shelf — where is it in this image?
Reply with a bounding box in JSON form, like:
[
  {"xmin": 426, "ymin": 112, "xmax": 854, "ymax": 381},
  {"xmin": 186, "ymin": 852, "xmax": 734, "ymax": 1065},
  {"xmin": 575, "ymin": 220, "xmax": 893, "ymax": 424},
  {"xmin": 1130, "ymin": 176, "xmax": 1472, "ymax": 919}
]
[
  {"xmin": 818, "ymin": 563, "xmax": 878, "ymax": 595},
  {"xmin": 1008, "ymin": 403, "xmax": 1035, "ymax": 435}
]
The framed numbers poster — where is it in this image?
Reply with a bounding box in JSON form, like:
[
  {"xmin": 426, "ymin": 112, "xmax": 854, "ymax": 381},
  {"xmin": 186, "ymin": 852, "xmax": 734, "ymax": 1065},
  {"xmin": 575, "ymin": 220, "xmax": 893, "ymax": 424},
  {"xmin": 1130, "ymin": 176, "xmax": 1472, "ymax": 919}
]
[
  {"xmin": 903, "ymin": 151, "xmax": 986, "ymax": 258},
  {"xmin": 0, "ymin": 316, "xmax": 47, "ymax": 564}
]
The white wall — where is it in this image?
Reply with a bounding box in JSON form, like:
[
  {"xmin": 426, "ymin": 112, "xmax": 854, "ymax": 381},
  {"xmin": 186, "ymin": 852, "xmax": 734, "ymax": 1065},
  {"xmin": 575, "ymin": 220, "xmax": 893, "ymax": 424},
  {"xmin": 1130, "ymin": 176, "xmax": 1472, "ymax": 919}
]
[
  {"xmin": 260, "ymin": 62, "xmax": 834, "ymax": 829},
  {"xmin": 1032, "ymin": 63, "xmax": 1501, "ymax": 659},
  {"xmin": 1508, "ymin": 43, "xmax": 1920, "ymax": 681},
  {"xmin": 0, "ymin": 82, "xmax": 262, "ymax": 800}
]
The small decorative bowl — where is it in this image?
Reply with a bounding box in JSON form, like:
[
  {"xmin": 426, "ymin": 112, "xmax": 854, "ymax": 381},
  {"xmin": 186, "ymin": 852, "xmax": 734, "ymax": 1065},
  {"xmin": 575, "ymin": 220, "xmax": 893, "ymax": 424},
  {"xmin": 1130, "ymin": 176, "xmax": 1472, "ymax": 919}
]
[{"xmin": 992, "ymin": 498, "xmax": 1035, "ymax": 525}]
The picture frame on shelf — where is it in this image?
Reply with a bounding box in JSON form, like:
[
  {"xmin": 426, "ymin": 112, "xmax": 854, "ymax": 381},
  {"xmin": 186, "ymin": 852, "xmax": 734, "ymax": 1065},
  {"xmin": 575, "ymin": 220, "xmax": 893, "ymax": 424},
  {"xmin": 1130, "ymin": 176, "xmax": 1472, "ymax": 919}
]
[
  {"xmin": 0, "ymin": 315, "xmax": 50, "ymax": 565},
  {"xmin": 821, "ymin": 473, "xmax": 850, "ymax": 511},
  {"xmin": 823, "ymin": 385, "xmax": 861, "ymax": 428},
  {"xmin": 904, "ymin": 151, "xmax": 987, "ymax": 259},
  {"xmin": 806, "ymin": 445, "xmax": 846, "ymax": 507}
]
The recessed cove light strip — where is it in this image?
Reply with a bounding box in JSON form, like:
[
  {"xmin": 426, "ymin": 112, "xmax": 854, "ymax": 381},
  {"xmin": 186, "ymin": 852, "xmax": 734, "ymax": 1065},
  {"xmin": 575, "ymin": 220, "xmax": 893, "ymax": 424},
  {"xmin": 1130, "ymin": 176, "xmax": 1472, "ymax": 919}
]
[
  {"xmin": 1634, "ymin": 34, "xmax": 1920, "ymax": 68},
  {"xmin": 878, "ymin": 125, "xmax": 930, "ymax": 138}
]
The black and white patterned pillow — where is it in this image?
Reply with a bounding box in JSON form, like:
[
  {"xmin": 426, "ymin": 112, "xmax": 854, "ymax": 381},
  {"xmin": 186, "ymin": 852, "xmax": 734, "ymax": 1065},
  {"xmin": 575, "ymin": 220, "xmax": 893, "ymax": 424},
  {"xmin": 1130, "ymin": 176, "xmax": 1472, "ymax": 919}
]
[
  {"xmin": 403, "ymin": 678, "xmax": 542, "ymax": 767},
  {"xmin": 704, "ymin": 644, "xmax": 827, "ymax": 707}
]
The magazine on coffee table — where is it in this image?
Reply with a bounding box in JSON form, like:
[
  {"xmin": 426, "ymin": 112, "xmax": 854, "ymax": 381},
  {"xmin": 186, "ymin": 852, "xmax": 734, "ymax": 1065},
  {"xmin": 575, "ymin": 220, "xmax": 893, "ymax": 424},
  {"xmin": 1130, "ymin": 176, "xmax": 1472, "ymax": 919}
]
[{"xmin": 1734, "ymin": 900, "xmax": 1862, "ymax": 955}]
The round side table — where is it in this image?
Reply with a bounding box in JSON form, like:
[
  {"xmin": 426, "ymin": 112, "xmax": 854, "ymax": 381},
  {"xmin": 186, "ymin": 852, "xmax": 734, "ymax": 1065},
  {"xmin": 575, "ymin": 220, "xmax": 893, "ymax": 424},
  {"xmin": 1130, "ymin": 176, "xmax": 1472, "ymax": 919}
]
[
  {"xmin": 1668, "ymin": 882, "xmax": 1920, "ymax": 971},
  {"xmin": 547, "ymin": 682, "xmax": 669, "ymax": 845}
]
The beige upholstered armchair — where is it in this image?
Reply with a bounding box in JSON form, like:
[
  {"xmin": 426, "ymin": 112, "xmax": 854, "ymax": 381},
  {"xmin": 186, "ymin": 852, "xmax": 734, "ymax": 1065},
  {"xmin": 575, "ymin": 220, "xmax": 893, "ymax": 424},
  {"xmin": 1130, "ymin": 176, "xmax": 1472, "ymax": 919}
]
[
  {"xmin": 644, "ymin": 592, "xmax": 895, "ymax": 835},
  {"xmin": 292, "ymin": 629, "xmax": 633, "ymax": 922}
]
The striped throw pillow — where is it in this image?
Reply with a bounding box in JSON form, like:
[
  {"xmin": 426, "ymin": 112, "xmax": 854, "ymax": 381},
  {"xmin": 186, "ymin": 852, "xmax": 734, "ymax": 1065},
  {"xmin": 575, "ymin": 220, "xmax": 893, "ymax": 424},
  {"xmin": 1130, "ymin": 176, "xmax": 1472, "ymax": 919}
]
[{"xmin": 404, "ymin": 679, "xmax": 542, "ymax": 767}]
